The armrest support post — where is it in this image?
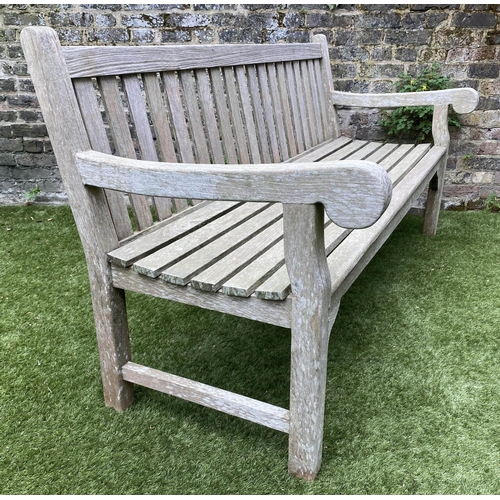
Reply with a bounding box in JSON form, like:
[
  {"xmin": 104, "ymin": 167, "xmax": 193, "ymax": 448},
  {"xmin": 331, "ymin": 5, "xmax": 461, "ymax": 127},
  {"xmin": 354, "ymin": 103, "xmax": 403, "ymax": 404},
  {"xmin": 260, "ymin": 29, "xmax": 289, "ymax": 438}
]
[
  {"xmin": 283, "ymin": 203, "xmax": 332, "ymax": 480},
  {"xmin": 432, "ymin": 104, "xmax": 450, "ymax": 148}
]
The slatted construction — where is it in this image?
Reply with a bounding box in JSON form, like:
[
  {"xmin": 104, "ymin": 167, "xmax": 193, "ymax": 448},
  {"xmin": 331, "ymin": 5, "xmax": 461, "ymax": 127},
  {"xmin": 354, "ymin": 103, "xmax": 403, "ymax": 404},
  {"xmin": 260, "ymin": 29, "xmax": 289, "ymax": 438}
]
[
  {"xmin": 63, "ymin": 38, "xmax": 441, "ymax": 311},
  {"xmin": 22, "ymin": 26, "xmax": 478, "ymax": 481},
  {"xmin": 66, "ymin": 42, "xmax": 330, "ymax": 239},
  {"xmin": 109, "ymin": 136, "xmax": 437, "ymax": 313}
]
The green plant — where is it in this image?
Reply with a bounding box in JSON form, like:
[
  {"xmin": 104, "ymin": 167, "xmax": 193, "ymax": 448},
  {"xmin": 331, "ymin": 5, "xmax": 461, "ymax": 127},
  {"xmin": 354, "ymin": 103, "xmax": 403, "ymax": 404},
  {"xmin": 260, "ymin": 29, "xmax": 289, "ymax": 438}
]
[
  {"xmin": 483, "ymin": 192, "xmax": 500, "ymax": 213},
  {"xmin": 379, "ymin": 64, "xmax": 461, "ymax": 143},
  {"xmin": 24, "ymin": 186, "xmax": 40, "ymax": 204}
]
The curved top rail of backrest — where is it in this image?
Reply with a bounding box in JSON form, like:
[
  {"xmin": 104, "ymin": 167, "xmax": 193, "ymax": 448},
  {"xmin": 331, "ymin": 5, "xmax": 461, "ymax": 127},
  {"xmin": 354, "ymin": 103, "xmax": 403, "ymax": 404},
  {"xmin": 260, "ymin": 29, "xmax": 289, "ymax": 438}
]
[{"xmin": 61, "ymin": 43, "xmax": 323, "ymax": 78}]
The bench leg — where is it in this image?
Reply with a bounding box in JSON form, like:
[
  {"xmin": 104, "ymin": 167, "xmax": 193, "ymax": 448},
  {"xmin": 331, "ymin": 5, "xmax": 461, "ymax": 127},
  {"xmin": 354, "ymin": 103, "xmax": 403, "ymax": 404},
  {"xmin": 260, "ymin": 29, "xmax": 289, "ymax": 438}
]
[
  {"xmin": 90, "ymin": 276, "xmax": 134, "ymax": 412},
  {"xmin": 423, "ymin": 154, "xmax": 446, "ymax": 236},
  {"xmin": 288, "ymin": 301, "xmax": 338, "ymax": 480},
  {"xmin": 283, "ymin": 203, "xmax": 333, "ymax": 480}
]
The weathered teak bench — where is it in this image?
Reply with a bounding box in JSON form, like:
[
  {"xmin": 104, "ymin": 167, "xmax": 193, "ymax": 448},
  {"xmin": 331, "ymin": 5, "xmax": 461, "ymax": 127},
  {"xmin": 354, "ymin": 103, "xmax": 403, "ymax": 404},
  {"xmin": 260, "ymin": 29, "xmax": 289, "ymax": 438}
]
[{"xmin": 21, "ymin": 26, "xmax": 478, "ymax": 480}]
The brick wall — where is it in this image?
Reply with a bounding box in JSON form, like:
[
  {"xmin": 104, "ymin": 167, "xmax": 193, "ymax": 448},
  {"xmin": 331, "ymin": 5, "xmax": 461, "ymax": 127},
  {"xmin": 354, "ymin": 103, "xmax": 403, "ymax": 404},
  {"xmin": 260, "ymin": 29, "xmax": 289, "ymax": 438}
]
[{"xmin": 1, "ymin": 4, "xmax": 499, "ymax": 207}]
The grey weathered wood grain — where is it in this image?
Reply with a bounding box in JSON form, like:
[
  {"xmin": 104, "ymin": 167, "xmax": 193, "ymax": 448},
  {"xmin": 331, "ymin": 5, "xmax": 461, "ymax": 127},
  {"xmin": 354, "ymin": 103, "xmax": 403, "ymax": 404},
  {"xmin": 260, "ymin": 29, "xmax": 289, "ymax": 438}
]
[
  {"xmin": 141, "ymin": 72, "xmax": 177, "ymax": 219},
  {"xmin": 196, "ymin": 68, "xmax": 226, "ymax": 164},
  {"xmin": 328, "ymin": 146, "xmax": 447, "ymax": 303},
  {"xmin": 73, "ymin": 77, "xmax": 133, "ymax": 239},
  {"xmin": 236, "ymin": 65, "xmax": 262, "ymax": 164},
  {"xmin": 209, "ymin": 67, "xmax": 239, "ymax": 165},
  {"xmin": 292, "ymin": 61, "xmax": 312, "ymax": 150},
  {"xmin": 111, "ymin": 264, "xmax": 292, "ymax": 329},
  {"xmin": 331, "ymin": 88, "xmax": 479, "ymax": 113},
  {"xmin": 161, "ymin": 204, "xmax": 283, "ymax": 286},
  {"xmin": 24, "ymin": 26, "xmax": 480, "ymax": 482},
  {"xmin": 189, "ymin": 219, "xmax": 283, "ymax": 292},
  {"xmin": 108, "ymin": 201, "xmax": 240, "ymax": 267},
  {"xmin": 123, "ymin": 362, "xmax": 290, "ymax": 433},
  {"xmin": 257, "ymin": 64, "xmax": 281, "ymax": 163},
  {"xmin": 21, "ymin": 26, "xmax": 134, "ymax": 411},
  {"xmin": 223, "ymin": 66, "xmax": 251, "ymax": 164},
  {"xmin": 267, "ymin": 63, "xmax": 289, "ymax": 161},
  {"xmin": 312, "ymin": 34, "xmax": 338, "ymax": 139},
  {"xmin": 221, "ymin": 239, "xmax": 285, "ymax": 298},
  {"xmin": 62, "ymin": 43, "xmax": 322, "ymax": 78},
  {"xmin": 283, "ymin": 203, "xmax": 332, "ymax": 480},
  {"xmin": 133, "ymin": 202, "xmax": 270, "ymax": 278},
  {"xmin": 77, "ymin": 151, "xmax": 393, "ymax": 230},
  {"xmin": 99, "ymin": 75, "xmax": 153, "ymax": 229}
]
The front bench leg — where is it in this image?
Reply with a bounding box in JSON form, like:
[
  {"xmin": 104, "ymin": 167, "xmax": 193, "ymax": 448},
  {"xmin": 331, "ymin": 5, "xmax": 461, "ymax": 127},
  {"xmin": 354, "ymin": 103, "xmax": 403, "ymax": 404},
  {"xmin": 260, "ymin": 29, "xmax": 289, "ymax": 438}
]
[{"xmin": 283, "ymin": 203, "xmax": 333, "ymax": 480}]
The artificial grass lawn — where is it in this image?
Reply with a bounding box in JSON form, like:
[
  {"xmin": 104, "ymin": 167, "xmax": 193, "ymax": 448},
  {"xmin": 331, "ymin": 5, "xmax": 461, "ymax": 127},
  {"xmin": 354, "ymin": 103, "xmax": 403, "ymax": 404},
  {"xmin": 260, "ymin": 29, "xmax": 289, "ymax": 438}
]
[{"xmin": 1, "ymin": 204, "xmax": 499, "ymax": 494}]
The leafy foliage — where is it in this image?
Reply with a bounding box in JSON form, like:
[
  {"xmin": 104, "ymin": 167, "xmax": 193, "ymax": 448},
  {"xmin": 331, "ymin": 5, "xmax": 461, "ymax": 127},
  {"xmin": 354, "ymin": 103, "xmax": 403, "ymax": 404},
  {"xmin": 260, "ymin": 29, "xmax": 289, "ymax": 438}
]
[{"xmin": 380, "ymin": 64, "xmax": 461, "ymax": 143}]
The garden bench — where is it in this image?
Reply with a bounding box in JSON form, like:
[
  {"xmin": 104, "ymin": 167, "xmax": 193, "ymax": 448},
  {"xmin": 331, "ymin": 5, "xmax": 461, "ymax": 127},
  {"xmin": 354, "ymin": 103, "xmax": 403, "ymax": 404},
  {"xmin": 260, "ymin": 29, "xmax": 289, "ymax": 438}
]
[{"xmin": 21, "ymin": 26, "xmax": 478, "ymax": 480}]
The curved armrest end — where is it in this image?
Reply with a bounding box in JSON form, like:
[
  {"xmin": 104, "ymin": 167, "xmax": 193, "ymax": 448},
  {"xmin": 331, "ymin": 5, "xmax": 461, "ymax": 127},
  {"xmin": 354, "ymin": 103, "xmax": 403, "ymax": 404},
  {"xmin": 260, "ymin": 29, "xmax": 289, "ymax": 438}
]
[{"xmin": 322, "ymin": 161, "xmax": 392, "ymax": 229}]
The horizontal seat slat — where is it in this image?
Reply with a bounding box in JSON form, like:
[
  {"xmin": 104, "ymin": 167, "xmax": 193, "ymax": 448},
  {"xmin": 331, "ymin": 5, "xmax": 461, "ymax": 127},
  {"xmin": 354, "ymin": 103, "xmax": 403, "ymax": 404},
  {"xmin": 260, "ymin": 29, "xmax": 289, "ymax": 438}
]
[
  {"xmin": 62, "ymin": 43, "xmax": 322, "ymax": 78},
  {"xmin": 190, "ymin": 219, "xmax": 284, "ymax": 292},
  {"xmin": 108, "ymin": 201, "xmax": 240, "ymax": 267},
  {"xmin": 221, "ymin": 239, "xmax": 286, "ymax": 298},
  {"xmin": 133, "ymin": 202, "xmax": 270, "ymax": 278},
  {"xmin": 252, "ymin": 142, "xmax": 432, "ymax": 300},
  {"xmin": 161, "ymin": 204, "xmax": 283, "ymax": 286},
  {"xmin": 347, "ymin": 141, "xmax": 384, "ymax": 160},
  {"xmin": 108, "ymin": 137, "xmax": 434, "ymax": 303},
  {"xmin": 321, "ymin": 139, "xmax": 368, "ymax": 161},
  {"xmin": 285, "ymin": 136, "xmax": 352, "ymax": 163},
  {"xmin": 329, "ymin": 146, "xmax": 446, "ymax": 301}
]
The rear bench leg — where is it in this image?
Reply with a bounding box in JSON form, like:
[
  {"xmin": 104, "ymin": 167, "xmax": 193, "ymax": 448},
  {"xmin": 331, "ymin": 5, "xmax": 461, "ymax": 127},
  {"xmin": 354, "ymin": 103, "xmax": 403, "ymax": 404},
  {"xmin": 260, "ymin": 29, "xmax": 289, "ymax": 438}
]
[
  {"xmin": 423, "ymin": 154, "xmax": 446, "ymax": 236},
  {"xmin": 284, "ymin": 203, "xmax": 333, "ymax": 480},
  {"xmin": 423, "ymin": 104, "xmax": 449, "ymax": 236}
]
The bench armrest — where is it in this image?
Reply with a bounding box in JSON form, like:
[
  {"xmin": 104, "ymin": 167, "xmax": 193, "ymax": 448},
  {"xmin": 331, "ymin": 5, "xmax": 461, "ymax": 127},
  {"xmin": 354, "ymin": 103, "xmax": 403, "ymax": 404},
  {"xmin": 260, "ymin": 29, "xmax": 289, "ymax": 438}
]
[
  {"xmin": 332, "ymin": 88, "xmax": 479, "ymax": 114},
  {"xmin": 76, "ymin": 150, "xmax": 392, "ymax": 230}
]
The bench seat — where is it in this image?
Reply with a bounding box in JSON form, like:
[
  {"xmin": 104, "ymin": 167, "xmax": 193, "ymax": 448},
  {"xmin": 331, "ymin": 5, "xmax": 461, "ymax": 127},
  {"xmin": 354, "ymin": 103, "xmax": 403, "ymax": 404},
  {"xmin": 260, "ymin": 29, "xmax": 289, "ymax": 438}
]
[{"xmin": 109, "ymin": 136, "xmax": 442, "ymax": 331}]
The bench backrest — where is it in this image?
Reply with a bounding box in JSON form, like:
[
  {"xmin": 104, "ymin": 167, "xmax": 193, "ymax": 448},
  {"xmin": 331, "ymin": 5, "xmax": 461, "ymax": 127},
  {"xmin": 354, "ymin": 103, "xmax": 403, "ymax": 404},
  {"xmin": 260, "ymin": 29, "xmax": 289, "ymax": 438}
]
[{"xmin": 22, "ymin": 27, "xmax": 338, "ymax": 242}]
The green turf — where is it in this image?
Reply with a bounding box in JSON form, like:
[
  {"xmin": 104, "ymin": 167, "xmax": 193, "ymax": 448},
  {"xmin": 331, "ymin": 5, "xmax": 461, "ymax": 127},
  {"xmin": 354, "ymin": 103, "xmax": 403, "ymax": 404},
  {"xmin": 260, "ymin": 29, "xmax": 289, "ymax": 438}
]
[{"xmin": 1, "ymin": 205, "xmax": 499, "ymax": 494}]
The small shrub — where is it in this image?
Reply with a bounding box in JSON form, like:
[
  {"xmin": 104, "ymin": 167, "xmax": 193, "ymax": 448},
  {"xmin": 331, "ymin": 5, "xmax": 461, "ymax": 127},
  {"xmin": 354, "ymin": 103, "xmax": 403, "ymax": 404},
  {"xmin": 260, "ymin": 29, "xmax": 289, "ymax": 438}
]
[
  {"xmin": 379, "ymin": 64, "xmax": 461, "ymax": 143},
  {"xmin": 25, "ymin": 186, "xmax": 40, "ymax": 205},
  {"xmin": 483, "ymin": 192, "xmax": 500, "ymax": 213}
]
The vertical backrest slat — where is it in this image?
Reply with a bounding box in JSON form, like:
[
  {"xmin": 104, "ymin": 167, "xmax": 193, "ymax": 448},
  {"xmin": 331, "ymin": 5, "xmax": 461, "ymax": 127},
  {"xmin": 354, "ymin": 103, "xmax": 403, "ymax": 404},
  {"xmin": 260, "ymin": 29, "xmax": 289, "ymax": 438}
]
[
  {"xmin": 179, "ymin": 70, "xmax": 211, "ymax": 164},
  {"xmin": 276, "ymin": 62, "xmax": 298, "ymax": 158},
  {"xmin": 300, "ymin": 60, "xmax": 318, "ymax": 146},
  {"xmin": 196, "ymin": 68, "xmax": 226, "ymax": 164},
  {"xmin": 142, "ymin": 72, "xmax": 177, "ymax": 219},
  {"xmin": 247, "ymin": 65, "xmax": 271, "ymax": 163},
  {"xmin": 284, "ymin": 61, "xmax": 305, "ymax": 153},
  {"xmin": 293, "ymin": 61, "xmax": 312, "ymax": 150},
  {"xmin": 313, "ymin": 58, "xmax": 329, "ymax": 140},
  {"xmin": 306, "ymin": 59, "xmax": 324, "ymax": 144},
  {"xmin": 223, "ymin": 67, "xmax": 251, "ymax": 164},
  {"xmin": 161, "ymin": 71, "xmax": 192, "ymax": 212},
  {"xmin": 69, "ymin": 36, "xmax": 336, "ymax": 233},
  {"xmin": 235, "ymin": 66, "xmax": 261, "ymax": 164},
  {"xmin": 266, "ymin": 63, "xmax": 289, "ymax": 161},
  {"xmin": 257, "ymin": 64, "xmax": 281, "ymax": 163},
  {"xmin": 122, "ymin": 74, "xmax": 176, "ymax": 221},
  {"xmin": 73, "ymin": 78, "xmax": 133, "ymax": 239},
  {"xmin": 99, "ymin": 75, "xmax": 153, "ymax": 230},
  {"xmin": 209, "ymin": 67, "xmax": 239, "ymax": 164},
  {"xmin": 313, "ymin": 33, "xmax": 338, "ymax": 139}
]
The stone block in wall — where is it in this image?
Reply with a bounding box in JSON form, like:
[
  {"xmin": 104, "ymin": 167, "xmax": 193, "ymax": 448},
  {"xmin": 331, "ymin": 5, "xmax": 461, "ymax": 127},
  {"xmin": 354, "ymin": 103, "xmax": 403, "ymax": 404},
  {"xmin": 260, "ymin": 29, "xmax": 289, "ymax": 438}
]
[
  {"xmin": 468, "ymin": 63, "xmax": 500, "ymax": 79},
  {"xmin": 451, "ymin": 12, "xmax": 498, "ymax": 27}
]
